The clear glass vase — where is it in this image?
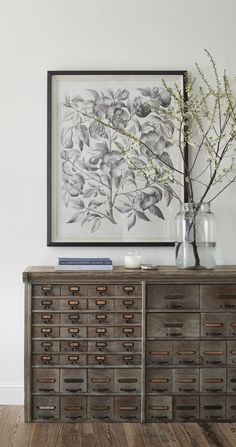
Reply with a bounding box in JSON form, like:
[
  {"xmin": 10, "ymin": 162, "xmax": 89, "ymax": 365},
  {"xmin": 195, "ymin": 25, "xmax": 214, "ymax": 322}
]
[{"xmin": 175, "ymin": 202, "xmax": 216, "ymax": 269}]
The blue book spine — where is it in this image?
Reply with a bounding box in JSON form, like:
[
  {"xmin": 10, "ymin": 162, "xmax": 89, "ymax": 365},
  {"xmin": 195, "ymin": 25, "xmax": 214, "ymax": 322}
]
[{"xmin": 58, "ymin": 258, "xmax": 112, "ymax": 265}]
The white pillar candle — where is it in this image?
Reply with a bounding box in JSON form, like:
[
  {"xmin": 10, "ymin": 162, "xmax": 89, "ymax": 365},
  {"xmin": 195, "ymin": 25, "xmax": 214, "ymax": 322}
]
[{"xmin": 124, "ymin": 251, "xmax": 142, "ymax": 269}]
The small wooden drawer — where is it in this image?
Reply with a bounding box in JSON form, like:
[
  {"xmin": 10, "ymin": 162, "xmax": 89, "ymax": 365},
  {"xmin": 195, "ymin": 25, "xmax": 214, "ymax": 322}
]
[
  {"xmin": 173, "ymin": 395, "xmax": 199, "ymax": 422},
  {"xmin": 146, "ymin": 368, "xmax": 172, "ymax": 394},
  {"xmin": 32, "ymin": 369, "xmax": 59, "ymax": 394},
  {"xmin": 88, "ymin": 369, "xmax": 114, "ymax": 394},
  {"xmin": 227, "ymin": 368, "xmax": 236, "ymax": 393},
  {"xmin": 32, "ymin": 354, "xmax": 59, "ymax": 366},
  {"xmin": 146, "ymin": 396, "xmax": 172, "ymax": 422},
  {"xmin": 33, "ymin": 285, "xmax": 60, "ymax": 297},
  {"xmin": 88, "ymin": 340, "xmax": 141, "ymax": 353},
  {"xmin": 147, "ymin": 284, "xmax": 199, "ymax": 310},
  {"xmin": 61, "ymin": 313, "xmax": 87, "ymax": 325},
  {"xmin": 201, "ymin": 313, "xmax": 227, "ymax": 338},
  {"xmin": 115, "ymin": 285, "xmax": 142, "ymax": 297},
  {"xmin": 33, "ymin": 313, "xmax": 60, "ymax": 325},
  {"xmin": 33, "ymin": 396, "xmax": 59, "ymax": 421},
  {"xmin": 87, "ymin": 396, "xmax": 113, "ymax": 421},
  {"xmin": 115, "ymin": 313, "xmax": 141, "ymax": 324},
  {"xmin": 32, "ymin": 298, "xmax": 60, "ymax": 311},
  {"xmin": 87, "ymin": 285, "xmax": 115, "ymax": 297},
  {"xmin": 87, "ymin": 326, "xmax": 114, "ymax": 338},
  {"xmin": 60, "ymin": 298, "xmax": 87, "ymax": 310},
  {"xmin": 87, "ymin": 354, "xmax": 141, "ymax": 366},
  {"xmin": 200, "ymin": 340, "xmax": 226, "ymax": 366},
  {"xmin": 60, "ymin": 340, "xmax": 87, "ymax": 352},
  {"xmin": 60, "ymin": 354, "xmax": 86, "ymax": 366},
  {"xmin": 114, "ymin": 369, "xmax": 141, "ymax": 394},
  {"xmin": 201, "ymin": 285, "xmax": 236, "ymax": 310},
  {"xmin": 173, "ymin": 368, "xmax": 199, "ymax": 394},
  {"xmin": 227, "ymin": 396, "xmax": 236, "ymax": 420},
  {"xmin": 114, "ymin": 326, "xmax": 141, "ymax": 338},
  {"xmin": 173, "ymin": 340, "xmax": 199, "ymax": 366},
  {"xmin": 227, "ymin": 341, "xmax": 236, "ymax": 365},
  {"xmin": 88, "ymin": 298, "xmax": 114, "ymax": 311},
  {"xmin": 61, "ymin": 285, "xmax": 87, "ymax": 296},
  {"xmin": 60, "ymin": 369, "xmax": 87, "ymax": 394},
  {"xmin": 200, "ymin": 395, "xmax": 226, "ymax": 420},
  {"xmin": 227, "ymin": 314, "xmax": 236, "ymax": 337},
  {"xmin": 32, "ymin": 326, "xmax": 60, "ymax": 338},
  {"xmin": 60, "ymin": 326, "xmax": 87, "ymax": 338},
  {"xmin": 61, "ymin": 396, "xmax": 86, "ymax": 421},
  {"xmin": 147, "ymin": 313, "xmax": 199, "ymax": 338},
  {"xmin": 200, "ymin": 368, "xmax": 226, "ymax": 393},
  {"xmin": 87, "ymin": 313, "xmax": 114, "ymax": 325},
  {"xmin": 116, "ymin": 340, "xmax": 141, "ymax": 353},
  {"xmin": 146, "ymin": 341, "xmax": 172, "ymax": 366},
  {"xmin": 115, "ymin": 298, "xmax": 142, "ymax": 311},
  {"xmin": 114, "ymin": 396, "xmax": 141, "ymax": 422},
  {"xmin": 32, "ymin": 341, "xmax": 60, "ymax": 353}
]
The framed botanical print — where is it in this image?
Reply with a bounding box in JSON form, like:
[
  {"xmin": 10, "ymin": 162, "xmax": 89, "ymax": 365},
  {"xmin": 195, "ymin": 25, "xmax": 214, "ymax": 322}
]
[{"xmin": 47, "ymin": 70, "xmax": 187, "ymax": 246}]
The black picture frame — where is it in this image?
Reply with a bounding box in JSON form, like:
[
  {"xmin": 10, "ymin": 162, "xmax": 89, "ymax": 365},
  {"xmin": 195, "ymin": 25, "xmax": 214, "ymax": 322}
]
[{"xmin": 47, "ymin": 70, "xmax": 187, "ymax": 246}]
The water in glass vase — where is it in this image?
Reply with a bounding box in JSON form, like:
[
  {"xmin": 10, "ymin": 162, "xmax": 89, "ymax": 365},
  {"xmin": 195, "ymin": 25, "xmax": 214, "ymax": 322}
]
[{"xmin": 175, "ymin": 203, "xmax": 216, "ymax": 269}]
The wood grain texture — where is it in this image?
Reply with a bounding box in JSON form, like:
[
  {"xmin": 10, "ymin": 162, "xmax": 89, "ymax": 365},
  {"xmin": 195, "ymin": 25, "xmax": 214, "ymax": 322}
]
[{"xmin": 1, "ymin": 406, "xmax": 236, "ymax": 447}]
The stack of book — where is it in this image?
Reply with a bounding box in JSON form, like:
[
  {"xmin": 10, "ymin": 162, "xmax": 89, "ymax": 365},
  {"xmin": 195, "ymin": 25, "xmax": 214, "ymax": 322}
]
[{"xmin": 55, "ymin": 257, "xmax": 113, "ymax": 271}]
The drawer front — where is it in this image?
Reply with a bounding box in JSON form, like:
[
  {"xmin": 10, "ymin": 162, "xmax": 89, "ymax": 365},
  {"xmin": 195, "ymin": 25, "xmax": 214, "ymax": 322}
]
[
  {"xmin": 200, "ymin": 340, "xmax": 226, "ymax": 366},
  {"xmin": 32, "ymin": 340, "xmax": 60, "ymax": 353},
  {"xmin": 227, "ymin": 396, "xmax": 236, "ymax": 420},
  {"xmin": 32, "ymin": 396, "xmax": 59, "ymax": 421},
  {"xmin": 88, "ymin": 298, "xmax": 114, "ymax": 311},
  {"xmin": 115, "ymin": 298, "xmax": 142, "ymax": 311},
  {"xmin": 87, "ymin": 326, "xmax": 114, "ymax": 338},
  {"xmin": 32, "ymin": 326, "xmax": 60, "ymax": 338},
  {"xmin": 115, "ymin": 313, "xmax": 141, "ymax": 325},
  {"xmin": 201, "ymin": 313, "xmax": 227, "ymax": 338},
  {"xmin": 173, "ymin": 395, "xmax": 199, "ymax": 422},
  {"xmin": 114, "ymin": 396, "xmax": 141, "ymax": 422},
  {"xmin": 173, "ymin": 340, "xmax": 199, "ymax": 366},
  {"xmin": 227, "ymin": 368, "xmax": 236, "ymax": 393},
  {"xmin": 146, "ymin": 341, "xmax": 172, "ymax": 366},
  {"xmin": 32, "ymin": 354, "xmax": 59, "ymax": 366},
  {"xmin": 87, "ymin": 396, "xmax": 113, "ymax": 421},
  {"xmin": 146, "ymin": 396, "xmax": 172, "ymax": 422},
  {"xmin": 32, "ymin": 298, "xmax": 60, "ymax": 311},
  {"xmin": 147, "ymin": 313, "xmax": 199, "ymax": 338},
  {"xmin": 114, "ymin": 326, "xmax": 141, "ymax": 338},
  {"xmin": 173, "ymin": 368, "xmax": 199, "ymax": 394},
  {"xmin": 200, "ymin": 395, "xmax": 226, "ymax": 421},
  {"xmin": 200, "ymin": 368, "xmax": 226, "ymax": 393},
  {"xmin": 201, "ymin": 285, "xmax": 236, "ymax": 310},
  {"xmin": 33, "ymin": 285, "xmax": 60, "ymax": 297},
  {"xmin": 32, "ymin": 369, "xmax": 59, "ymax": 394},
  {"xmin": 88, "ymin": 369, "xmax": 113, "ymax": 394},
  {"xmin": 33, "ymin": 313, "xmax": 60, "ymax": 325},
  {"xmin": 60, "ymin": 298, "xmax": 87, "ymax": 310},
  {"xmin": 61, "ymin": 396, "xmax": 86, "ymax": 421},
  {"xmin": 88, "ymin": 340, "xmax": 141, "ymax": 353},
  {"xmin": 87, "ymin": 354, "xmax": 141, "ymax": 366},
  {"xmin": 87, "ymin": 313, "xmax": 114, "ymax": 325},
  {"xmin": 60, "ymin": 326, "xmax": 87, "ymax": 338},
  {"xmin": 114, "ymin": 369, "xmax": 141, "ymax": 393},
  {"xmin": 115, "ymin": 285, "xmax": 142, "ymax": 297},
  {"xmin": 147, "ymin": 284, "xmax": 199, "ymax": 309},
  {"xmin": 146, "ymin": 368, "xmax": 172, "ymax": 394},
  {"xmin": 227, "ymin": 341, "xmax": 236, "ymax": 365},
  {"xmin": 60, "ymin": 369, "xmax": 87, "ymax": 394},
  {"xmin": 60, "ymin": 340, "xmax": 87, "ymax": 352},
  {"xmin": 60, "ymin": 354, "xmax": 86, "ymax": 366},
  {"xmin": 227, "ymin": 313, "xmax": 236, "ymax": 337},
  {"xmin": 87, "ymin": 285, "xmax": 115, "ymax": 297},
  {"xmin": 61, "ymin": 313, "xmax": 87, "ymax": 325},
  {"xmin": 61, "ymin": 285, "xmax": 87, "ymax": 296}
]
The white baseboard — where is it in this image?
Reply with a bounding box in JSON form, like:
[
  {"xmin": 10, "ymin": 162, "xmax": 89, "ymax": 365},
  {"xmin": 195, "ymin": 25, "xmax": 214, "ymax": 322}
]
[{"xmin": 0, "ymin": 382, "xmax": 24, "ymax": 405}]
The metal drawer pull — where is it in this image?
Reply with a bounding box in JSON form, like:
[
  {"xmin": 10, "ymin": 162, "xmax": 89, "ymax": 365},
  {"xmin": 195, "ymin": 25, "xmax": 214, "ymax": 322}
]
[
  {"xmin": 68, "ymin": 328, "xmax": 80, "ymax": 335},
  {"xmin": 150, "ymin": 406, "xmax": 169, "ymax": 411},
  {"xmin": 68, "ymin": 300, "xmax": 79, "ymax": 309},
  {"xmin": 231, "ymin": 379, "xmax": 236, "ymax": 383},
  {"xmin": 38, "ymin": 415, "xmax": 55, "ymax": 420},
  {"xmin": 204, "ymin": 378, "xmax": 223, "ymax": 383},
  {"xmin": 123, "ymin": 314, "xmax": 134, "ymax": 320},
  {"xmin": 122, "ymin": 355, "xmax": 134, "ymax": 363},
  {"xmin": 119, "ymin": 406, "xmax": 137, "ymax": 411},
  {"xmin": 169, "ymin": 304, "xmax": 182, "ymax": 309},
  {"xmin": 169, "ymin": 333, "xmax": 182, "ymax": 337},
  {"xmin": 179, "ymin": 361, "xmax": 195, "ymax": 365},
  {"xmin": 123, "ymin": 300, "xmax": 134, "ymax": 307},
  {"xmin": 179, "ymin": 416, "xmax": 195, "ymax": 421},
  {"xmin": 218, "ymin": 294, "xmax": 236, "ymax": 300},
  {"xmin": 41, "ymin": 300, "xmax": 52, "ymax": 308},
  {"xmin": 69, "ymin": 286, "xmax": 80, "ymax": 295},
  {"xmin": 150, "ymin": 351, "xmax": 169, "ymax": 356},
  {"xmin": 41, "ymin": 342, "xmax": 53, "ymax": 349},
  {"xmin": 123, "ymin": 342, "xmax": 134, "ymax": 350},
  {"xmin": 96, "ymin": 328, "xmax": 106, "ymax": 334},
  {"xmin": 64, "ymin": 378, "xmax": 83, "ymax": 383},
  {"xmin": 37, "ymin": 378, "xmax": 56, "ymax": 384},
  {"xmin": 95, "ymin": 356, "xmax": 106, "ymax": 363},
  {"xmin": 68, "ymin": 355, "xmax": 79, "ymax": 363},
  {"xmin": 150, "ymin": 379, "xmax": 168, "ymax": 384},
  {"xmin": 118, "ymin": 379, "xmax": 137, "ymax": 383},
  {"xmin": 177, "ymin": 379, "xmax": 196, "ymax": 383},
  {"xmin": 206, "ymin": 333, "xmax": 222, "ymax": 337},
  {"xmin": 179, "ymin": 388, "xmax": 194, "ymax": 392},
  {"xmin": 203, "ymin": 405, "xmax": 223, "ymax": 410},
  {"xmin": 64, "ymin": 406, "xmax": 83, "ymax": 411},
  {"xmin": 120, "ymin": 388, "xmax": 137, "ymax": 392},
  {"xmin": 164, "ymin": 295, "xmax": 183, "ymax": 300},
  {"xmin": 93, "ymin": 388, "xmax": 110, "ymax": 392},
  {"xmin": 41, "ymin": 355, "xmax": 52, "ymax": 362},
  {"xmin": 41, "ymin": 315, "xmax": 53, "ymax": 323},
  {"xmin": 65, "ymin": 416, "xmax": 82, "ymax": 420},
  {"xmin": 176, "ymin": 406, "xmax": 196, "ymax": 411},
  {"xmin": 123, "ymin": 328, "xmax": 133, "ymax": 336},
  {"xmin": 69, "ymin": 315, "xmax": 80, "ymax": 322},
  {"xmin": 177, "ymin": 350, "xmax": 196, "ymax": 355},
  {"xmin": 123, "ymin": 286, "xmax": 135, "ymax": 295},
  {"xmin": 41, "ymin": 328, "xmax": 52, "ymax": 336},
  {"xmin": 231, "ymin": 350, "xmax": 236, "ymax": 355},
  {"xmin": 220, "ymin": 304, "xmax": 236, "ymax": 308},
  {"xmin": 151, "ymin": 388, "xmax": 168, "ymax": 393},
  {"xmin": 204, "ymin": 323, "xmax": 223, "ymax": 327},
  {"xmin": 68, "ymin": 342, "xmax": 80, "ymax": 349},
  {"xmin": 164, "ymin": 323, "xmax": 183, "ymax": 328},
  {"xmin": 42, "ymin": 286, "xmax": 52, "ymax": 296},
  {"xmin": 37, "ymin": 405, "xmax": 56, "ymax": 410},
  {"xmin": 91, "ymin": 406, "xmax": 110, "ymax": 411},
  {"xmin": 206, "ymin": 361, "xmax": 222, "ymax": 365},
  {"xmin": 96, "ymin": 286, "xmax": 107, "ymax": 295},
  {"xmin": 96, "ymin": 342, "xmax": 107, "ymax": 348},
  {"xmin": 96, "ymin": 300, "xmax": 107, "ymax": 307},
  {"xmin": 230, "ymin": 405, "xmax": 236, "ymax": 410},
  {"xmin": 204, "ymin": 351, "xmax": 224, "ymax": 355},
  {"xmin": 91, "ymin": 379, "xmax": 111, "ymax": 384},
  {"xmin": 96, "ymin": 314, "xmax": 107, "ymax": 322},
  {"xmin": 152, "ymin": 360, "xmax": 169, "ymax": 365},
  {"xmin": 120, "ymin": 416, "xmax": 137, "ymax": 420},
  {"xmin": 206, "ymin": 388, "xmax": 222, "ymax": 392},
  {"xmin": 93, "ymin": 416, "xmax": 109, "ymax": 420},
  {"xmin": 38, "ymin": 388, "xmax": 55, "ymax": 392},
  {"xmin": 65, "ymin": 388, "xmax": 82, "ymax": 393}
]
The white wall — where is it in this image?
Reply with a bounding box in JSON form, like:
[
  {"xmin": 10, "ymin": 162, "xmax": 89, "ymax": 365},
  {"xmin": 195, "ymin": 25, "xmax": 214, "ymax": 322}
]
[{"xmin": 1, "ymin": 0, "xmax": 236, "ymax": 403}]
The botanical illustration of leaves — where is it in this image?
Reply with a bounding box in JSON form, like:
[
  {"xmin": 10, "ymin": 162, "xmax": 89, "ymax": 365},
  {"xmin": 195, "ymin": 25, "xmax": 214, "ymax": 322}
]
[
  {"xmin": 159, "ymin": 119, "xmax": 175, "ymax": 139},
  {"xmin": 92, "ymin": 218, "xmax": 101, "ymax": 233},
  {"xmin": 98, "ymin": 188, "xmax": 106, "ymax": 196},
  {"xmin": 159, "ymin": 151, "xmax": 174, "ymax": 169},
  {"xmin": 63, "ymin": 110, "xmax": 75, "ymax": 121},
  {"xmin": 115, "ymin": 204, "xmax": 132, "ymax": 213},
  {"xmin": 101, "ymin": 174, "xmax": 111, "ymax": 186},
  {"xmin": 86, "ymin": 89, "xmax": 99, "ymax": 99},
  {"xmin": 140, "ymin": 194, "xmax": 157, "ymax": 210},
  {"xmin": 137, "ymin": 87, "xmax": 152, "ymax": 97},
  {"xmin": 71, "ymin": 197, "xmax": 85, "ymax": 209},
  {"xmin": 135, "ymin": 210, "xmax": 150, "ymax": 221},
  {"xmin": 80, "ymin": 125, "xmax": 90, "ymax": 146},
  {"xmin": 82, "ymin": 188, "xmax": 95, "ymax": 199},
  {"xmin": 114, "ymin": 176, "xmax": 122, "ymax": 188},
  {"xmin": 164, "ymin": 185, "xmax": 174, "ymax": 206},
  {"xmin": 88, "ymin": 199, "xmax": 103, "ymax": 209},
  {"xmin": 148, "ymin": 205, "xmax": 165, "ymax": 220},
  {"xmin": 67, "ymin": 211, "xmax": 84, "ymax": 223},
  {"xmin": 128, "ymin": 213, "xmax": 136, "ymax": 231}
]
